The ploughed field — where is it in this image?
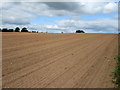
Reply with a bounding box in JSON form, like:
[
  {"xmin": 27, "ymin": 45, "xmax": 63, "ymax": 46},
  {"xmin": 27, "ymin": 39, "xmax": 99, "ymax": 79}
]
[{"xmin": 2, "ymin": 32, "xmax": 118, "ymax": 88}]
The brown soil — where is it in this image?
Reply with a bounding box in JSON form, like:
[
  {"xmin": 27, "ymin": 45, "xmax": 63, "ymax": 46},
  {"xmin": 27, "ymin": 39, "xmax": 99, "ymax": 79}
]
[{"xmin": 2, "ymin": 32, "xmax": 118, "ymax": 88}]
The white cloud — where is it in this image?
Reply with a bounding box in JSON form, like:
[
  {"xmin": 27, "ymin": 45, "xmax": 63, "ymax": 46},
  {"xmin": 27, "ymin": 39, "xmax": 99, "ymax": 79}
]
[
  {"xmin": 0, "ymin": 18, "xmax": 118, "ymax": 33},
  {"xmin": 103, "ymin": 2, "xmax": 118, "ymax": 13},
  {"xmin": 0, "ymin": 2, "xmax": 118, "ymax": 33},
  {"xmin": 55, "ymin": 18, "xmax": 118, "ymax": 33},
  {"xmin": 1, "ymin": 2, "xmax": 118, "ymax": 25}
]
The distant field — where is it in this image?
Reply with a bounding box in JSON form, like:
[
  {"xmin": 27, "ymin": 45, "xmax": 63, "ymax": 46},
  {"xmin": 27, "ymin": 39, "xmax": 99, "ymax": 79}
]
[{"xmin": 2, "ymin": 32, "xmax": 118, "ymax": 88}]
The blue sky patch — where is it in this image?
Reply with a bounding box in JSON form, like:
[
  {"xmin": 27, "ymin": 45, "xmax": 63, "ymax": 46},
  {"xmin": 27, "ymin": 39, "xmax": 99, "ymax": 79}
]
[
  {"xmin": 80, "ymin": 12, "xmax": 117, "ymax": 21},
  {"xmin": 31, "ymin": 16, "xmax": 69, "ymax": 25}
]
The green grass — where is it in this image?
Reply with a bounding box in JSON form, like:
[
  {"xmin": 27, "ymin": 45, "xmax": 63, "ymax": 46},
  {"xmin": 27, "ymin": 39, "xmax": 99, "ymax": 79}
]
[
  {"xmin": 112, "ymin": 34, "xmax": 120, "ymax": 89},
  {"xmin": 112, "ymin": 45, "xmax": 120, "ymax": 89}
]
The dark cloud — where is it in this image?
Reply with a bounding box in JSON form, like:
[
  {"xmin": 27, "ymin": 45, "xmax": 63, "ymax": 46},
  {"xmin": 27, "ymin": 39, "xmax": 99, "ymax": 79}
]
[
  {"xmin": 2, "ymin": 18, "xmax": 30, "ymax": 25},
  {"xmin": 43, "ymin": 2, "xmax": 81, "ymax": 11}
]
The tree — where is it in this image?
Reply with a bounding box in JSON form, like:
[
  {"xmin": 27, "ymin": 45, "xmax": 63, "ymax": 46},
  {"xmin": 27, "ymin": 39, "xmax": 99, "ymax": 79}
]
[
  {"xmin": 21, "ymin": 27, "xmax": 28, "ymax": 32},
  {"xmin": 32, "ymin": 31, "xmax": 36, "ymax": 33},
  {"xmin": 0, "ymin": 28, "xmax": 2, "ymax": 32},
  {"xmin": 9, "ymin": 29, "xmax": 14, "ymax": 32},
  {"xmin": 2, "ymin": 28, "xmax": 9, "ymax": 32},
  {"xmin": 76, "ymin": 30, "xmax": 85, "ymax": 33},
  {"xmin": 15, "ymin": 27, "xmax": 20, "ymax": 32}
]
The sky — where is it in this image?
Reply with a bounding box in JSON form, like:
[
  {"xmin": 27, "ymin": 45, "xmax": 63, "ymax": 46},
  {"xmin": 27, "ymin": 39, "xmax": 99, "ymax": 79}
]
[{"xmin": 0, "ymin": 0, "xmax": 119, "ymax": 33}]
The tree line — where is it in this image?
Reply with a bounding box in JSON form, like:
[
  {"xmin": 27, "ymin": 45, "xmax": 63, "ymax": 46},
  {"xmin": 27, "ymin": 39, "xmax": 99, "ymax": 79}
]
[
  {"xmin": 0, "ymin": 27, "xmax": 85, "ymax": 33},
  {"xmin": 0, "ymin": 27, "xmax": 29, "ymax": 32}
]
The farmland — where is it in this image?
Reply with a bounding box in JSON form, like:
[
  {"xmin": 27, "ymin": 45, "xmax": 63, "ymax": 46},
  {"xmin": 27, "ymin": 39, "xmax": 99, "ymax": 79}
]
[{"xmin": 2, "ymin": 32, "xmax": 118, "ymax": 88}]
